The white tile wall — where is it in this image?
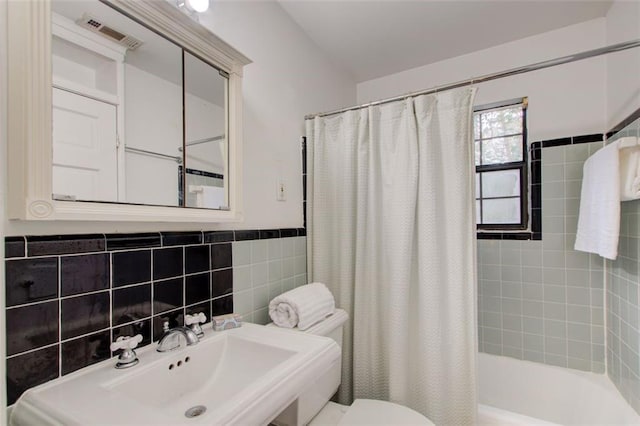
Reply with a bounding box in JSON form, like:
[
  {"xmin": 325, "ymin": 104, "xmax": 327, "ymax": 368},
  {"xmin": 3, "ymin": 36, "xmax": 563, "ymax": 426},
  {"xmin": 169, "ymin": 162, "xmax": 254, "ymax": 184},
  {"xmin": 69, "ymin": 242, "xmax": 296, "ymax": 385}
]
[
  {"xmin": 478, "ymin": 141, "xmax": 606, "ymax": 373},
  {"xmin": 607, "ymin": 117, "xmax": 640, "ymax": 414},
  {"xmin": 232, "ymin": 236, "xmax": 307, "ymax": 324}
]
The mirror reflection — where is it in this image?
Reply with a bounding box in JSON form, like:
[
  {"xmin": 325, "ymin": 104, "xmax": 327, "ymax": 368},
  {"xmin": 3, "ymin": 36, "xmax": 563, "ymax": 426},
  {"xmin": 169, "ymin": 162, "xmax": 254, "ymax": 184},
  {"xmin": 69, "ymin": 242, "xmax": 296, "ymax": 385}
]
[
  {"xmin": 184, "ymin": 52, "xmax": 228, "ymax": 209},
  {"xmin": 50, "ymin": 0, "xmax": 229, "ymax": 209}
]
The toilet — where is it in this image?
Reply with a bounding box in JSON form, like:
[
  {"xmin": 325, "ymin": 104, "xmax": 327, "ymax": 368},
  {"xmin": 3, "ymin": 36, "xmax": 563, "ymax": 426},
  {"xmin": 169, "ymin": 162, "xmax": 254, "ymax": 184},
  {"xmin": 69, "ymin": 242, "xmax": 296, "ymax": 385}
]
[{"xmin": 268, "ymin": 309, "xmax": 434, "ymax": 426}]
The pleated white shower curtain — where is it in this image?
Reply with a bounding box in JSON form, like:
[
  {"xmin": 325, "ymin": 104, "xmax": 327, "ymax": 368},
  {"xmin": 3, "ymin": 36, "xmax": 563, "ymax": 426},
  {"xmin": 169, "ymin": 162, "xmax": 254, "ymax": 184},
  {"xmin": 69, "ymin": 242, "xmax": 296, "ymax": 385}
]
[{"xmin": 306, "ymin": 87, "xmax": 478, "ymax": 425}]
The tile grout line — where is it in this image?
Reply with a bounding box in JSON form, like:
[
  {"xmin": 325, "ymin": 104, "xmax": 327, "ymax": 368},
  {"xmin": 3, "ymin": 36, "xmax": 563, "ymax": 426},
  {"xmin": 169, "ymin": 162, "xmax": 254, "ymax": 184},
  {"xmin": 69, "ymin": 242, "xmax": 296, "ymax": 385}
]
[
  {"xmin": 58, "ymin": 255, "xmax": 62, "ymax": 378},
  {"xmin": 150, "ymin": 246, "xmax": 155, "ymax": 340},
  {"xmin": 182, "ymin": 246, "xmax": 186, "ymax": 323},
  {"xmin": 7, "ymin": 341, "xmax": 60, "ymax": 360}
]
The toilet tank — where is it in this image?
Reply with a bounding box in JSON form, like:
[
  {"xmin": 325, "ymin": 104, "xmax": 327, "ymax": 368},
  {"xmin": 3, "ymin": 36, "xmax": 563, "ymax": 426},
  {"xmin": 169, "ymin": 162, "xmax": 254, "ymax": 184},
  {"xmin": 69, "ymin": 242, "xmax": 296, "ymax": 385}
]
[
  {"xmin": 301, "ymin": 309, "xmax": 348, "ymax": 347},
  {"xmin": 270, "ymin": 309, "xmax": 349, "ymax": 426}
]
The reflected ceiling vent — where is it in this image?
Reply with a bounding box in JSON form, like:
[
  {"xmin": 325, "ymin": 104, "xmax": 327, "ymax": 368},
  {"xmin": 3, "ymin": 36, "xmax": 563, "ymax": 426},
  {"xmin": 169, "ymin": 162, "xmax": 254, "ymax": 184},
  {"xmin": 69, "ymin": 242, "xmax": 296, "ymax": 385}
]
[{"xmin": 75, "ymin": 14, "xmax": 143, "ymax": 50}]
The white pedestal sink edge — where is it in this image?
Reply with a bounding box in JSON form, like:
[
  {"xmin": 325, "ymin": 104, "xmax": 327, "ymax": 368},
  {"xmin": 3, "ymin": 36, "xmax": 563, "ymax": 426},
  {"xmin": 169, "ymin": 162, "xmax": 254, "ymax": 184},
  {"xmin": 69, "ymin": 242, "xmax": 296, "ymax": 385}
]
[{"xmin": 10, "ymin": 324, "xmax": 342, "ymax": 426}]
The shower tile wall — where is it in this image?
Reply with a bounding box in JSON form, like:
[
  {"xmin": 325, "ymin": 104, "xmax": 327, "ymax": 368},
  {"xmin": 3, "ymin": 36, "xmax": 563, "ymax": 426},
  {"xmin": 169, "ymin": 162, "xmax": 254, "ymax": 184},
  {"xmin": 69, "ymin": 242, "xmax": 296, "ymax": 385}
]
[
  {"xmin": 232, "ymin": 237, "xmax": 308, "ymax": 324},
  {"xmin": 4, "ymin": 229, "xmax": 307, "ymax": 405},
  {"xmin": 478, "ymin": 140, "xmax": 606, "ymax": 373},
  {"xmin": 607, "ymin": 117, "xmax": 640, "ymax": 414}
]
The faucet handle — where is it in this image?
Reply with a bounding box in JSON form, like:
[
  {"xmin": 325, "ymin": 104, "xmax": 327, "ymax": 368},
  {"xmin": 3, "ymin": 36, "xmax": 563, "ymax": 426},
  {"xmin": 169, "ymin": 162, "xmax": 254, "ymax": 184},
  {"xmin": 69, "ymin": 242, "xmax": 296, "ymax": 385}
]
[
  {"xmin": 185, "ymin": 312, "xmax": 207, "ymax": 337},
  {"xmin": 185, "ymin": 312, "xmax": 206, "ymax": 326},
  {"xmin": 110, "ymin": 334, "xmax": 143, "ymax": 369},
  {"xmin": 110, "ymin": 334, "xmax": 143, "ymax": 352}
]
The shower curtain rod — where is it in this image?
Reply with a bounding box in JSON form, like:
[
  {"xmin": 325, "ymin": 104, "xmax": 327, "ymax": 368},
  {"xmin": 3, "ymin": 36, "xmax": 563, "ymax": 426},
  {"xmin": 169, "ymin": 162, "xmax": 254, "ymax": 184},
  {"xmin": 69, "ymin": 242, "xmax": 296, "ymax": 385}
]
[{"xmin": 304, "ymin": 38, "xmax": 640, "ymax": 120}]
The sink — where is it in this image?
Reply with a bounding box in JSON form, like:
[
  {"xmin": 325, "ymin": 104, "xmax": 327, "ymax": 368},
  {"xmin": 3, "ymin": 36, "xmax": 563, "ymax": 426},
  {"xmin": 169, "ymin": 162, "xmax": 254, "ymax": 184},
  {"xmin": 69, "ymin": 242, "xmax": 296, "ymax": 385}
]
[
  {"xmin": 106, "ymin": 335, "xmax": 296, "ymax": 408},
  {"xmin": 10, "ymin": 324, "xmax": 341, "ymax": 425}
]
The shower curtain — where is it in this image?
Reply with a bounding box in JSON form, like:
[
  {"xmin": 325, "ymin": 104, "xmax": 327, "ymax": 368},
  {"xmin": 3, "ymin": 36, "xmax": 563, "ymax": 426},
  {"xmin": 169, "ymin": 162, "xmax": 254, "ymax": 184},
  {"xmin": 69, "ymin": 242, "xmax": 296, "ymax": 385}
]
[{"xmin": 306, "ymin": 87, "xmax": 478, "ymax": 425}]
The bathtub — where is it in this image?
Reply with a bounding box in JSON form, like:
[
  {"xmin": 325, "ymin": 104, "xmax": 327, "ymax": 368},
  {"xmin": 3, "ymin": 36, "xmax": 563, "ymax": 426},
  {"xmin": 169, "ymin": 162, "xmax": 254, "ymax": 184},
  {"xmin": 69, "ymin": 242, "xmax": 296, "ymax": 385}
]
[{"xmin": 477, "ymin": 353, "xmax": 640, "ymax": 425}]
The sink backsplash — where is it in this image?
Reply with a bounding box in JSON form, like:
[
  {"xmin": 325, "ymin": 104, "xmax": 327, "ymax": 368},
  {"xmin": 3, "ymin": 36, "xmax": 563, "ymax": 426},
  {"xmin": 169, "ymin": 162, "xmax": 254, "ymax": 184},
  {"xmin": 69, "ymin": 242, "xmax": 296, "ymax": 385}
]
[{"xmin": 4, "ymin": 229, "xmax": 307, "ymax": 405}]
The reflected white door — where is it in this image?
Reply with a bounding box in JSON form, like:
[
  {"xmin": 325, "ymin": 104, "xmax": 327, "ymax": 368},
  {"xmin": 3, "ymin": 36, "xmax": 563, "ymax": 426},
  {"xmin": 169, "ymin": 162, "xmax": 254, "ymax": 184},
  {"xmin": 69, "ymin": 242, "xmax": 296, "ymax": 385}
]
[{"xmin": 52, "ymin": 88, "xmax": 118, "ymax": 202}]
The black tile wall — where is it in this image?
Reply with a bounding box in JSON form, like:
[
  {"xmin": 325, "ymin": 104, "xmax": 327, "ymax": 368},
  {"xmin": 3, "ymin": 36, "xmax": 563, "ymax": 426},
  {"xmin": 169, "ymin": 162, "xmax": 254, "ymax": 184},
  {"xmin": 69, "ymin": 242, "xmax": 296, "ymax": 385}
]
[
  {"xmin": 280, "ymin": 228, "xmax": 298, "ymax": 238},
  {"xmin": 234, "ymin": 230, "xmax": 260, "ymax": 241},
  {"xmin": 112, "ymin": 284, "xmax": 151, "ymax": 326},
  {"xmin": 112, "ymin": 250, "xmax": 151, "ymax": 287},
  {"xmin": 60, "ymin": 292, "xmax": 110, "ymax": 340},
  {"xmin": 5, "ymin": 257, "xmax": 58, "ymax": 306},
  {"xmin": 302, "ymin": 137, "xmax": 307, "ymax": 228},
  {"xmin": 211, "ymin": 243, "xmax": 232, "ymax": 270},
  {"xmin": 153, "ymin": 278, "xmax": 184, "ymax": 314},
  {"xmin": 185, "ymin": 273, "xmax": 210, "ymax": 305},
  {"xmin": 153, "ymin": 247, "xmax": 183, "ymax": 280},
  {"xmin": 212, "ymin": 294, "xmax": 234, "ymax": 317},
  {"xmin": 4, "ymin": 237, "xmax": 25, "ymax": 259},
  {"xmin": 212, "ymin": 268, "xmax": 233, "ymax": 298},
  {"xmin": 4, "ymin": 228, "xmax": 305, "ymax": 405},
  {"xmin": 203, "ymin": 231, "xmax": 234, "ymax": 243},
  {"xmin": 185, "ymin": 245, "xmax": 210, "ymax": 274},
  {"xmin": 60, "ymin": 253, "xmax": 110, "ymax": 297},
  {"xmin": 6, "ymin": 301, "xmax": 58, "ymax": 356},
  {"xmin": 105, "ymin": 233, "xmax": 161, "ymax": 251},
  {"xmin": 7, "ymin": 346, "xmax": 59, "ymax": 405},
  {"xmin": 26, "ymin": 234, "xmax": 105, "ymax": 256},
  {"xmin": 61, "ymin": 330, "xmax": 111, "ymax": 375},
  {"xmin": 161, "ymin": 231, "xmax": 202, "ymax": 246},
  {"xmin": 259, "ymin": 229, "xmax": 280, "ymax": 239},
  {"xmin": 476, "ymin": 232, "xmax": 532, "ymax": 240}
]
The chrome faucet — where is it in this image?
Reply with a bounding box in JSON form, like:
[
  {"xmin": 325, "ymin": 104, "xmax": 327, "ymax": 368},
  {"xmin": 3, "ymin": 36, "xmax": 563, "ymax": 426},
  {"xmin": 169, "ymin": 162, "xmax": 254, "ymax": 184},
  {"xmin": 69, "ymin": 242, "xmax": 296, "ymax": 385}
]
[{"xmin": 156, "ymin": 322, "xmax": 200, "ymax": 352}]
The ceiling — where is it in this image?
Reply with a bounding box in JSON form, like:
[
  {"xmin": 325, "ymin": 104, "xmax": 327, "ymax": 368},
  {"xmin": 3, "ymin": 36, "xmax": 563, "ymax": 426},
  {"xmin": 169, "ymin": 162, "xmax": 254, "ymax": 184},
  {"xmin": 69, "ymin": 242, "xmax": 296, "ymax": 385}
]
[{"xmin": 278, "ymin": 0, "xmax": 614, "ymax": 82}]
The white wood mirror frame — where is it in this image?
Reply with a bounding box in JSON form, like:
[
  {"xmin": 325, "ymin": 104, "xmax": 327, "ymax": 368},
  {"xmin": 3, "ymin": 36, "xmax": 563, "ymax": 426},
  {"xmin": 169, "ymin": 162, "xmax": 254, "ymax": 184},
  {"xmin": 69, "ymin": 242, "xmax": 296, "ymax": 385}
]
[{"xmin": 7, "ymin": 0, "xmax": 251, "ymax": 222}]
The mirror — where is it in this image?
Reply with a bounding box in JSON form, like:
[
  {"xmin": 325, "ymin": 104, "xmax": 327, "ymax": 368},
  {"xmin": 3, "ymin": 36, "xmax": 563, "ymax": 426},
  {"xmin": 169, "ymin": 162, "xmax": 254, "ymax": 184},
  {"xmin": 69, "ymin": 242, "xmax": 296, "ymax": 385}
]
[
  {"xmin": 7, "ymin": 0, "xmax": 249, "ymax": 222},
  {"xmin": 50, "ymin": 0, "xmax": 228, "ymax": 209},
  {"xmin": 184, "ymin": 52, "xmax": 229, "ymax": 209}
]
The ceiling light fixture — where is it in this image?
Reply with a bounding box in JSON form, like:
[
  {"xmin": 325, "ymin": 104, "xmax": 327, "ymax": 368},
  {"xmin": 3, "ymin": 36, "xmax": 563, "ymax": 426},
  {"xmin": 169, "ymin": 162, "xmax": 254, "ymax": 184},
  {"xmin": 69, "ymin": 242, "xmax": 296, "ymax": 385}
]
[
  {"xmin": 175, "ymin": 0, "xmax": 209, "ymax": 21},
  {"xmin": 185, "ymin": 0, "xmax": 209, "ymax": 13}
]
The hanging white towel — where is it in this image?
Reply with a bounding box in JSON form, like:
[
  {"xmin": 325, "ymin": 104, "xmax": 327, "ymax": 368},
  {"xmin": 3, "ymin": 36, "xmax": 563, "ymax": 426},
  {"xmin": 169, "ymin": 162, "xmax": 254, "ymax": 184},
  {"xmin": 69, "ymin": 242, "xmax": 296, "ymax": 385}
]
[
  {"xmin": 618, "ymin": 137, "xmax": 640, "ymax": 201},
  {"xmin": 574, "ymin": 140, "xmax": 621, "ymax": 260},
  {"xmin": 268, "ymin": 282, "xmax": 335, "ymax": 330}
]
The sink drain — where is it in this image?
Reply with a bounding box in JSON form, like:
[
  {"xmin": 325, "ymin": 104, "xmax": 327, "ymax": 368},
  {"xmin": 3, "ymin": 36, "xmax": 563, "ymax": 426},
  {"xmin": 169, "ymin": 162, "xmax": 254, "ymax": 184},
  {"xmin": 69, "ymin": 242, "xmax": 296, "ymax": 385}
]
[{"xmin": 185, "ymin": 405, "xmax": 207, "ymax": 418}]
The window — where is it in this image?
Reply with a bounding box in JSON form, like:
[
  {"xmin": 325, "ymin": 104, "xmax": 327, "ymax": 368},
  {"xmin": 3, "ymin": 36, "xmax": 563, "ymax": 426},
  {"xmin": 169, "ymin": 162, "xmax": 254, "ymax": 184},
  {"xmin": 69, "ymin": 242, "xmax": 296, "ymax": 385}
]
[{"xmin": 474, "ymin": 98, "xmax": 528, "ymax": 230}]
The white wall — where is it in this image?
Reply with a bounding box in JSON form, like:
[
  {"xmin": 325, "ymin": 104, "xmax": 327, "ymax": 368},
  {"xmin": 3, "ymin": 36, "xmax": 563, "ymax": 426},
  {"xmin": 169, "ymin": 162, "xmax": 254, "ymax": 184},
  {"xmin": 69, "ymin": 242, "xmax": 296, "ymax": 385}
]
[
  {"xmin": 358, "ymin": 19, "xmax": 608, "ymax": 142},
  {"xmin": 605, "ymin": 0, "xmax": 640, "ymax": 128},
  {"xmin": 200, "ymin": 1, "xmax": 355, "ymax": 229},
  {"xmin": 1, "ymin": 1, "xmax": 355, "ymax": 236},
  {"xmin": 0, "ymin": 0, "xmax": 7, "ymax": 421}
]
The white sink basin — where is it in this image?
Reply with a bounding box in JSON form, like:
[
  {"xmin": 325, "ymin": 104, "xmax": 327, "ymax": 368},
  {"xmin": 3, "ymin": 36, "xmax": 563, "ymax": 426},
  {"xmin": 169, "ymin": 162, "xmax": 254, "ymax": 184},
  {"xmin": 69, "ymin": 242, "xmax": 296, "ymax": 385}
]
[{"xmin": 10, "ymin": 324, "xmax": 341, "ymax": 426}]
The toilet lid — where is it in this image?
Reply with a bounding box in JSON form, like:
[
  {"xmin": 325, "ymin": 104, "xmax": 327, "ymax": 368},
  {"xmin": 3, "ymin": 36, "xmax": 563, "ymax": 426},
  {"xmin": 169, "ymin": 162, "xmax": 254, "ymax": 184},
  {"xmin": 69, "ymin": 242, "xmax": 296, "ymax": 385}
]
[{"xmin": 337, "ymin": 399, "xmax": 435, "ymax": 425}]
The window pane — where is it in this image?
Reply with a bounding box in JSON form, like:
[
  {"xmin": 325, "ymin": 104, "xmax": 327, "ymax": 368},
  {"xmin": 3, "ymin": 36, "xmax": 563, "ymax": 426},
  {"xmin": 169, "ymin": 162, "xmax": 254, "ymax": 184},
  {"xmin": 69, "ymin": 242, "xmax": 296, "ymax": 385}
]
[
  {"xmin": 482, "ymin": 198, "xmax": 521, "ymax": 224},
  {"xmin": 475, "ymin": 140, "xmax": 481, "ymax": 165},
  {"xmin": 475, "ymin": 173, "xmax": 480, "ymax": 198},
  {"xmin": 481, "ymin": 169, "xmax": 520, "ymax": 198},
  {"xmin": 480, "ymin": 106, "xmax": 523, "ymax": 138},
  {"xmin": 474, "ymin": 114, "xmax": 481, "ymax": 140},
  {"xmin": 482, "ymin": 136, "xmax": 523, "ymax": 164},
  {"xmin": 476, "ymin": 200, "xmax": 481, "ymax": 224}
]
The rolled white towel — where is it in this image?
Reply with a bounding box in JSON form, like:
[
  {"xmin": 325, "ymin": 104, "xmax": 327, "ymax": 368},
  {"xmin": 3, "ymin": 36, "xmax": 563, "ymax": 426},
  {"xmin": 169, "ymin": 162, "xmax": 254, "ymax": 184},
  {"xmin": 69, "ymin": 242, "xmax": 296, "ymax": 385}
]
[{"xmin": 268, "ymin": 282, "xmax": 335, "ymax": 330}]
